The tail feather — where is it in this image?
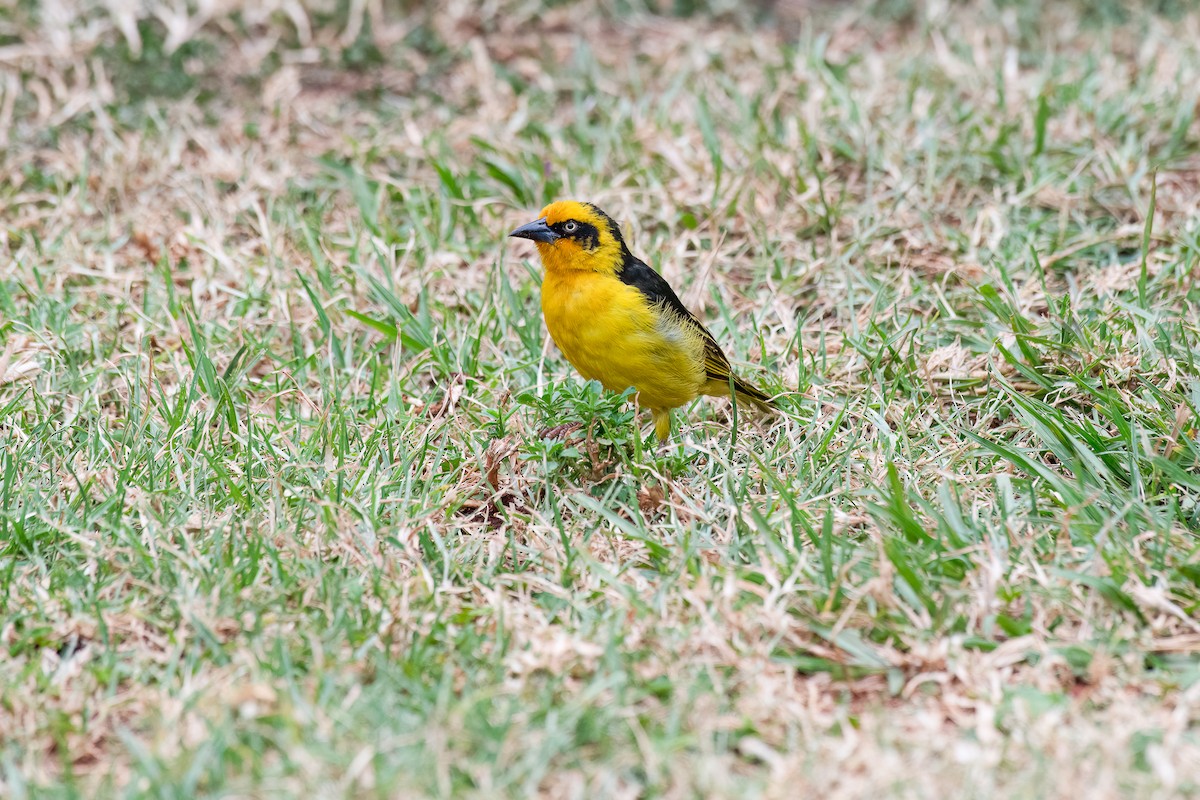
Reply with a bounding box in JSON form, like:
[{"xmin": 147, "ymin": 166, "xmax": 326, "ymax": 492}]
[
  {"xmin": 730, "ymin": 375, "xmax": 776, "ymax": 412},
  {"xmin": 703, "ymin": 373, "xmax": 776, "ymax": 412}
]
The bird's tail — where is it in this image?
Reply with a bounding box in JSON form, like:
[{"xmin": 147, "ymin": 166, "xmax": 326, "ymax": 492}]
[
  {"xmin": 704, "ymin": 374, "xmax": 777, "ymax": 412},
  {"xmin": 730, "ymin": 375, "xmax": 776, "ymax": 412}
]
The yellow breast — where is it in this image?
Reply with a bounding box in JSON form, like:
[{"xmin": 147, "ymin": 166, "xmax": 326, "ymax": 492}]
[{"xmin": 540, "ymin": 271, "xmax": 706, "ymax": 411}]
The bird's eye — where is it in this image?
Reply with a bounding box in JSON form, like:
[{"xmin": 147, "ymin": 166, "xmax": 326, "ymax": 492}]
[{"xmin": 563, "ymin": 221, "xmax": 578, "ymax": 233}]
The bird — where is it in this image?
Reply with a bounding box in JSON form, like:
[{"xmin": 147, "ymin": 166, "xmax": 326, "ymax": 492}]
[{"xmin": 509, "ymin": 200, "xmax": 775, "ymax": 442}]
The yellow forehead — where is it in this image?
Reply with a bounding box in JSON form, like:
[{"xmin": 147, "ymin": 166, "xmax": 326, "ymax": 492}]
[{"xmin": 540, "ymin": 200, "xmax": 595, "ymax": 226}]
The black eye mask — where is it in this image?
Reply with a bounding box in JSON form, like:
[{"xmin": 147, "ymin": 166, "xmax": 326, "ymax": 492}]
[{"xmin": 554, "ymin": 220, "xmax": 600, "ymax": 250}]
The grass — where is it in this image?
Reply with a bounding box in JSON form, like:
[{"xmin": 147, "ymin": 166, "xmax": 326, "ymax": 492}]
[{"xmin": 2, "ymin": 0, "xmax": 1200, "ymax": 796}]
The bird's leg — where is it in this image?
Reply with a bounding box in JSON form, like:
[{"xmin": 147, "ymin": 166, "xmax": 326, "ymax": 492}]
[{"xmin": 651, "ymin": 408, "xmax": 672, "ymax": 444}]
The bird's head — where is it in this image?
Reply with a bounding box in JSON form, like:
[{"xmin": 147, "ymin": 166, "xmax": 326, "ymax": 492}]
[{"xmin": 509, "ymin": 200, "xmax": 629, "ymax": 274}]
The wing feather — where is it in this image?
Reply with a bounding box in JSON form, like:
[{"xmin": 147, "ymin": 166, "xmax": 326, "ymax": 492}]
[
  {"xmin": 616, "ymin": 255, "xmax": 775, "ymax": 410},
  {"xmin": 617, "ymin": 258, "xmax": 724, "ymax": 358}
]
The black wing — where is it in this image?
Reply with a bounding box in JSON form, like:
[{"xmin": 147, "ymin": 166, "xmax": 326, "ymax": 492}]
[{"xmin": 616, "ymin": 255, "xmax": 734, "ymax": 382}]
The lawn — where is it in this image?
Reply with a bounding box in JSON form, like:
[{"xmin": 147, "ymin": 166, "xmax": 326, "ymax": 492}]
[{"xmin": 2, "ymin": 0, "xmax": 1200, "ymax": 796}]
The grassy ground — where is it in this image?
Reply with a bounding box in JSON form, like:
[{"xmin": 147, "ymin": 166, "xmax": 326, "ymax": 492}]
[{"xmin": 2, "ymin": 0, "xmax": 1200, "ymax": 796}]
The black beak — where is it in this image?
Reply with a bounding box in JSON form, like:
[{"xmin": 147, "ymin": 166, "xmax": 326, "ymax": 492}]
[{"xmin": 509, "ymin": 218, "xmax": 560, "ymax": 244}]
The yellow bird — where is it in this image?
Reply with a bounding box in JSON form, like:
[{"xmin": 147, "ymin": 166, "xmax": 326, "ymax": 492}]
[{"xmin": 510, "ymin": 200, "xmax": 775, "ymax": 441}]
